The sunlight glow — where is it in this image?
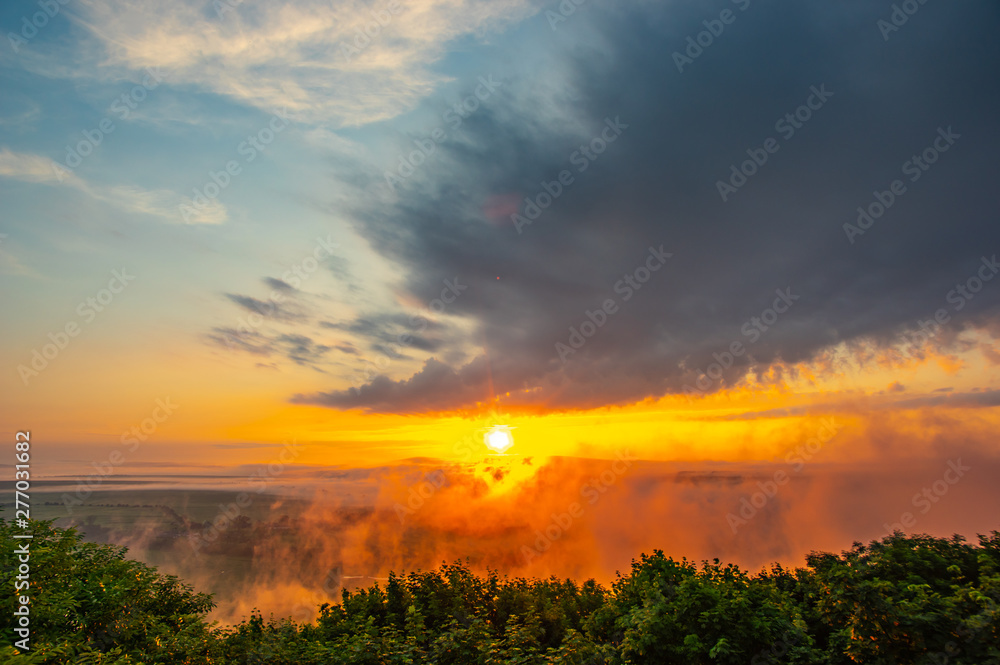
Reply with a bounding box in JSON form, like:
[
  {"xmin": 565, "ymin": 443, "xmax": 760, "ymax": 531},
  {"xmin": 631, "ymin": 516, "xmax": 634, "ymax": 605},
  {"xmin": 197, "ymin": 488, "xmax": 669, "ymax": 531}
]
[{"xmin": 484, "ymin": 425, "xmax": 515, "ymax": 454}]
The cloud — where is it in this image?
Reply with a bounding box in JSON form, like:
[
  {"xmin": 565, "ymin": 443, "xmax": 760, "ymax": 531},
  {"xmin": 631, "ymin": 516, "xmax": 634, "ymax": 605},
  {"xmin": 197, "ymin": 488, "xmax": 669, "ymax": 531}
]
[
  {"xmin": 712, "ymin": 389, "xmax": 1000, "ymax": 422},
  {"xmin": 0, "ymin": 231, "xmax": 40, "ymax": 278},
  {"xmin": 320, "ymin": 312, "xmax": 450, "ymax": 356},
  {"xmin": 210, "ymin": 282, "xmax": 374, "ymax": 369},
  {"xmin": 297, "ymin": 2, "xmax": 1000, "ymax": 413},
  {"xmin": 0, "ymin": 249, "xmax": 35, "ymax": 278},
  {"xmin": 161, "ymin": 408, "xmax": 1000, "ymax": 622},
  {"xmin": 891, "ymin": 389, "xmax": 1000, "ymax": 411},
  {"xmin": 207, "ymin": 327, "xmax": 332, "ymax": 368},
  {"xmin": 0, "ymin": 148, "xmax": 68, "ymax": 183},
  {"xmin": 223, "ymin": 293, "xmax": 306, "ymax": 322},
  {"xmin": 0, "ymin": 147, "xmax": 225, "ymax": 224},
  {"xmin": 264, "ymin": 277, "xmax": 296, "ymax": 292},
  {"xmin": 65, "ymin": 0, "xmax": 539, "ymax": 127},
  {"xmin": 0, "ymin": 96, "xmax": 40, "ymax": 129},
  {"xmin": 293, "ymin": 356, "xmax": 488, "ymax": 412},
  {"xmin": 206, "ymin": 327, "xmax": 275, "ymax": 356},
  {"xmin": 277, "ymin": 333, "xmax": 332, "ymax": 367}
]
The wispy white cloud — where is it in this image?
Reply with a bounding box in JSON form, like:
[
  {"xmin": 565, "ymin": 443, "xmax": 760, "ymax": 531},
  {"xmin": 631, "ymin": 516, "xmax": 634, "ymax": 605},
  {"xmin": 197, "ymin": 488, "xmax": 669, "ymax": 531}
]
[
  {"xmin": 0, "ymin": 149, "xmax": 60, "ymax": 183},
  {"xmin": 0, "ymin": 248, "xmax": 37, "ymax": 277},
  {"xmin": 301, "ymin": 127, "xmax": 367, "ymax": 156},
  {"xmin": 0, "ymin": 147, "xmax": 226, "ymax": 224},
  {"xmin": 0, "ymin": 232, "xmax": 42, "ymax": 278},
  {"xmin": 0, "ymin": 97, "xmax": 41, "ymax": 129},
  {"xmin": 65, "ymin": 0, "xmax": 537, "ymax": 127}
]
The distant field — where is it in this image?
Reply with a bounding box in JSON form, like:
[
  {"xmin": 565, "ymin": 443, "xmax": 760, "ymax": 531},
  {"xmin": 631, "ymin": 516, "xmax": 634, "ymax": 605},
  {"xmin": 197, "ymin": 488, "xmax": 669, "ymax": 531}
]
[
  {"xmin": 3, "ymin": 488, "xmax": 315, "ymax": 529},
  {"xmin": 1, "ymin": 484, "xmax": 346, "ymax": 622},
  {"xmin": 25, "ymin": 489, "xmax": 312, "ymax": 520}
]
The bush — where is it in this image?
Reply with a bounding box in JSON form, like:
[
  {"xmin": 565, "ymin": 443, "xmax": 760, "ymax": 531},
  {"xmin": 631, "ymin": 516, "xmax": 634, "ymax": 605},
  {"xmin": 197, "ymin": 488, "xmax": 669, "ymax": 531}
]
[{"xmin": 3, "ymin": 516, "xmax": 998, "ymax": 665}]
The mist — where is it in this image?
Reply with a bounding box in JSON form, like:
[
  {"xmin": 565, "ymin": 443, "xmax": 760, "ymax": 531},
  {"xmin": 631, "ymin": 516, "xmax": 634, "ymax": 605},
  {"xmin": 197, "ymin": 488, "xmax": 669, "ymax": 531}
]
[{"xmin": 55, "ymin": 406, "xmax": 998, "ymax": 625}]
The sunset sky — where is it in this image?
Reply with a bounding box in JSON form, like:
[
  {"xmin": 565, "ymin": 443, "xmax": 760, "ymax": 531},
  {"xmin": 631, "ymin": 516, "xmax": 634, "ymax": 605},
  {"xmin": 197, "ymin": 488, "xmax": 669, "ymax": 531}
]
[{"xmin": 2, "ymin": 0, "xmax": 999, "ymax": 528}]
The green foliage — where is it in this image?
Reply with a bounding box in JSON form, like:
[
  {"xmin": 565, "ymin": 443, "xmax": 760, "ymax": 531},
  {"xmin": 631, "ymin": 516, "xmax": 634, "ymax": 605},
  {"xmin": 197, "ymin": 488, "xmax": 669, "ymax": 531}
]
[
  {"xmin": 0, "ymin": 518, "xmax": 222, "ymax": 664},
  {"xmin": 3, "ymin": 516, "xmax": 999, "ymax": 664}
]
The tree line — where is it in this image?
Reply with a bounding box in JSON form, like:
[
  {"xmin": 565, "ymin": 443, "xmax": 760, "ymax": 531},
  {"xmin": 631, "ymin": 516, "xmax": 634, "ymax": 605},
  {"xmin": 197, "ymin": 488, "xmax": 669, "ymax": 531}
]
[{"xmin": 1, "ymin": 517, "xmax": 998, "ymax": 663}]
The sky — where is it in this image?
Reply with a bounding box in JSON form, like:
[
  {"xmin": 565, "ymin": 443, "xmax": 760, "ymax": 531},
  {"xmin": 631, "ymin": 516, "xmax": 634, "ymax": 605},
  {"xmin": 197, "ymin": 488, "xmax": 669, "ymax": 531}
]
[{"xmin": 2, "ymin": 0, "xmax": 1000, "ymax": 582}]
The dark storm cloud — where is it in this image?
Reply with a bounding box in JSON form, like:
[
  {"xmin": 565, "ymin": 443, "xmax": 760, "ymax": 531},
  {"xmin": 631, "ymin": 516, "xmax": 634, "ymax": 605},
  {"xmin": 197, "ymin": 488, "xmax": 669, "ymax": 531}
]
[
  {"xmin": 293, "ymin": 356, "xmax": 492, "ymax": 413},
  {"xmin": 298, "ymin": 1, "xmax": 1000, "ymax": 413}
]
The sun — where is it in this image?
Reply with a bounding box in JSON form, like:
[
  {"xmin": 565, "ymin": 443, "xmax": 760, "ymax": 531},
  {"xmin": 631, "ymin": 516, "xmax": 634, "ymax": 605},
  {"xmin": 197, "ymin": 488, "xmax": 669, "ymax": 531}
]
[{"xmin": 484, "ymin": 424, "xmax": 515, "ymax": 454}]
